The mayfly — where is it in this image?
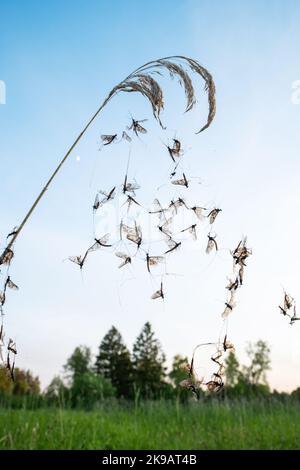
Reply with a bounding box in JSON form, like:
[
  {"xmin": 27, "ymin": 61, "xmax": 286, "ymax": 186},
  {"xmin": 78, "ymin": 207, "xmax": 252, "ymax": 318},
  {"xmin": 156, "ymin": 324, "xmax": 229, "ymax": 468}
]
[
  {"xmin": 100, "ymin": 134, "xmax": 118, "ymax": 145},
  {"xmin": 284, "ymin": 292, "xmax": 294, "ymax": 310},
  {"xmin": 169, "ymin": 197, "xmax": 188, "ymax": 214},
  {"xmin": 7, "ymin": 338, "xmax": 17, "ymax": 381},
  {"xmin": 166, "ymin": 138, "xmax": 182, "ymax": 162},
  {"xmin": 127, "ymin": 118, "xmax": 147, "ymax": 136},
  {"xmin": 279, "ymin": 305, "xmax": 288, "ymax": 316},
  {"xmin": 158, "ymin": 217, "xmax": 173, "ymax": 239},
  {"xmin": 146, "ymin": 253, "xmax": 165, "ymax": 273},
  {"xmin": 90, "ymin": 234, "xmax": 112, "ymax": 251},
  {"xmin": 190, "ymin": 206, "xmax": 206, "ymax": 220},
  {"xmin": 279, "ymin": 291, "xmax": 295, "ymax": 319},
  {"xmin": 0, "ymin": 291, "xmax": 6, "ymax": 310},
  {"xmin": 151, "ymin": 282, "xmax": 164, "ymax": 300},
  {"xmin": 211, "ymin": 350, "xmax": 223, "ymax": 368},
  {"xmin": 181, "ymin": 224, "xmax": 197, "ymax": 240},
  {"xmin": 115, "ymin": 252, "xmax": 131, "ymax": 268},
  {"xmin": 149, "ymin": 199, "xmax": 168, "ymax": 223},
  {"xmin": 238, "ymin": 265, "xmax": 244, "ymax": 285},
  {"xmin": 0, "ymin": 248, "xmax": 14, "ymax": 267},
  {"xmin": 170, "ymin": 161, "xmax": 180, "ymax": 179},
  {"xmin": 226, "ymin": 277, "xmax": 239, "ymax": 292},
  {"xmin": 232, "ymin": 237, "xmax": 252, "ymax": 267},
  {"xmin": 7, "ymin": 338, "xmax": 17, "ymax": 355},
  {"xmin": 4, "ymin": 276, "xmax": 19, "ymax": 292},
  {"xmin": 122, "ymin": 174, "xmax": 140, "ymax": 195},
  {"xmin": 68, "ymin": 252, "xmax": 89, "ymax": 270},
  {"xmin": 180, "ymin": 357, "xmax": 203, "ymax": 400},
  {"xmin": 124, "ymin": 223, "xmax": 142, "ymax": 250},
  {"xmin": 290, "ymin": 304, "xmax": 300, "ymax": 325},
  {"xmin": 222, "ymin": 292, "xmax": 236, "ymax": 319},
  {"xmin": 123, "ymin": 195, "xmax": 141, "ymax": 212},
  {"xmin": 165, "ymin": 238, "xmax": 181, "ymax": 254},
  {"xmin": 93, "ymin": 186, "xmax": 116, "ymax": 212},
  {"xmin": 0, "ymin": 276, "xmax": 19, "ymax": 312},
  {"xmin": 207, "ymin": 208, "xmax": 222, "ymax": 224},
  {"xmin": 0, "ymin": 324, "xmax": 4, "ymax": 363},
  {"xmin": 206, "ymin": 373, "xmax": 224, "ymax": 393},
  {"xmin": 206, "ymin": 234, "xmax": 218, "ymax": 254},
  {"xmin": 171, "ymin": 173, "xmax": 189, "ymax": 188},
  {"xmin": 223, "ymin": 335, "xmax": 235, "ymax": 352}
]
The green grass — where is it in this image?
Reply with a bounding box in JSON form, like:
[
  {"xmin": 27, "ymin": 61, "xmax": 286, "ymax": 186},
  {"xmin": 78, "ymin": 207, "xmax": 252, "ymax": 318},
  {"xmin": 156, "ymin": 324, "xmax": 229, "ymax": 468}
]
[{"xmin": 0, "ymin": 400, "xmax": 299, "ymax": 450}]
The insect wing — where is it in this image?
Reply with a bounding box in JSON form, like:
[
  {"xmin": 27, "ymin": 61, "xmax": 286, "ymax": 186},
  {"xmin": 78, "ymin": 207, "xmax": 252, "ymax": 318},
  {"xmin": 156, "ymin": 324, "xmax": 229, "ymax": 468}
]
[
  {"xmin": 101, "ymin": 134, "xmax": 117, "ymax": 145},
  {"xmin": 68, "ymin": 256, "xmax": 82, "ymax": 265},
  {"xmin": 6, "ymin": 279, "xmax": 19, "ymax": 290},
  {"xmin": 122, "ymin": 131, "xmax": 132, "ymax": 142}
]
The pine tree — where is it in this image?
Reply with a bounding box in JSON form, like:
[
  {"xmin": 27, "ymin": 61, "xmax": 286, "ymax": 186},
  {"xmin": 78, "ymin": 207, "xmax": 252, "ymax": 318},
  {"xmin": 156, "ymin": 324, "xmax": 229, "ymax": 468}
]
[
  {"xmin": 95, "ymin": 326, "xmax": 133, "ymax": 398},
  {"xmin": 132, "ymin": 322, "xmax": 166, "ymax": 398}
]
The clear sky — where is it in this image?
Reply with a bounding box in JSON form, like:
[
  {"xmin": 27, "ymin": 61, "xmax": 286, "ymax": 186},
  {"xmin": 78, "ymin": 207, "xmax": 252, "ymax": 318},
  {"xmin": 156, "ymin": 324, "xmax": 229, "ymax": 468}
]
[{"xmin": 1, "ymin": 0, "xmax": 300, "ymax": 391}]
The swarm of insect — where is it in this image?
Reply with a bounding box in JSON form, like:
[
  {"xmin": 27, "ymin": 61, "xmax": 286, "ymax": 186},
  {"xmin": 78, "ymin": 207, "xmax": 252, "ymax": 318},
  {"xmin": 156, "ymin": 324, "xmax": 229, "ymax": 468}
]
[{"xmin": 0, "ymin": 55, "xmax": 217, "ymax": 375}]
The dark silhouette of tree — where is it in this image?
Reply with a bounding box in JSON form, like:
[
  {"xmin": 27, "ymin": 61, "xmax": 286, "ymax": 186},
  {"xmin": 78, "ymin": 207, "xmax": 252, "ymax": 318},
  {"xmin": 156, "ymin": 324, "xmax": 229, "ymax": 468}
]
[
  {"xmin": 132, "ymin": 322, "xmax": 166, "ymax": 398},
  {"xmin": 95, "ymin": 326, "xmax": 134, "ymax": 398},
  {"xmin": 64, "ymin": 346, "xmax": 92, "ymax": 383}
]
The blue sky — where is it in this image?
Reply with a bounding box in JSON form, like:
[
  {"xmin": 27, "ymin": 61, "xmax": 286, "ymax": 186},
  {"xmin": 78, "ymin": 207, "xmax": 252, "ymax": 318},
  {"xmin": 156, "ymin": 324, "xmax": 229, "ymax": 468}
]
[{"xmin": 1, "ymin": 0, "xmax": 300, "ymax": 390}]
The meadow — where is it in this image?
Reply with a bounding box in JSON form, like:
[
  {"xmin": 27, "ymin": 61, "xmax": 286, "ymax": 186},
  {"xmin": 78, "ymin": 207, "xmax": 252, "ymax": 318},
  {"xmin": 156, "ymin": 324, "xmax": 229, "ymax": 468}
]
[{"xmin": 0, "ymin": 400, "xmax": 299, "ymax": 450}]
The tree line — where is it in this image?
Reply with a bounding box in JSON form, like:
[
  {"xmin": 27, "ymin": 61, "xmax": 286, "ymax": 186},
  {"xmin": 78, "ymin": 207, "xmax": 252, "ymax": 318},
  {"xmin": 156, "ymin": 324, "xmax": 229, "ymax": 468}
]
[{"xmin": 1, "ymin": 321, "xmax": 300, "ymax": 407}]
